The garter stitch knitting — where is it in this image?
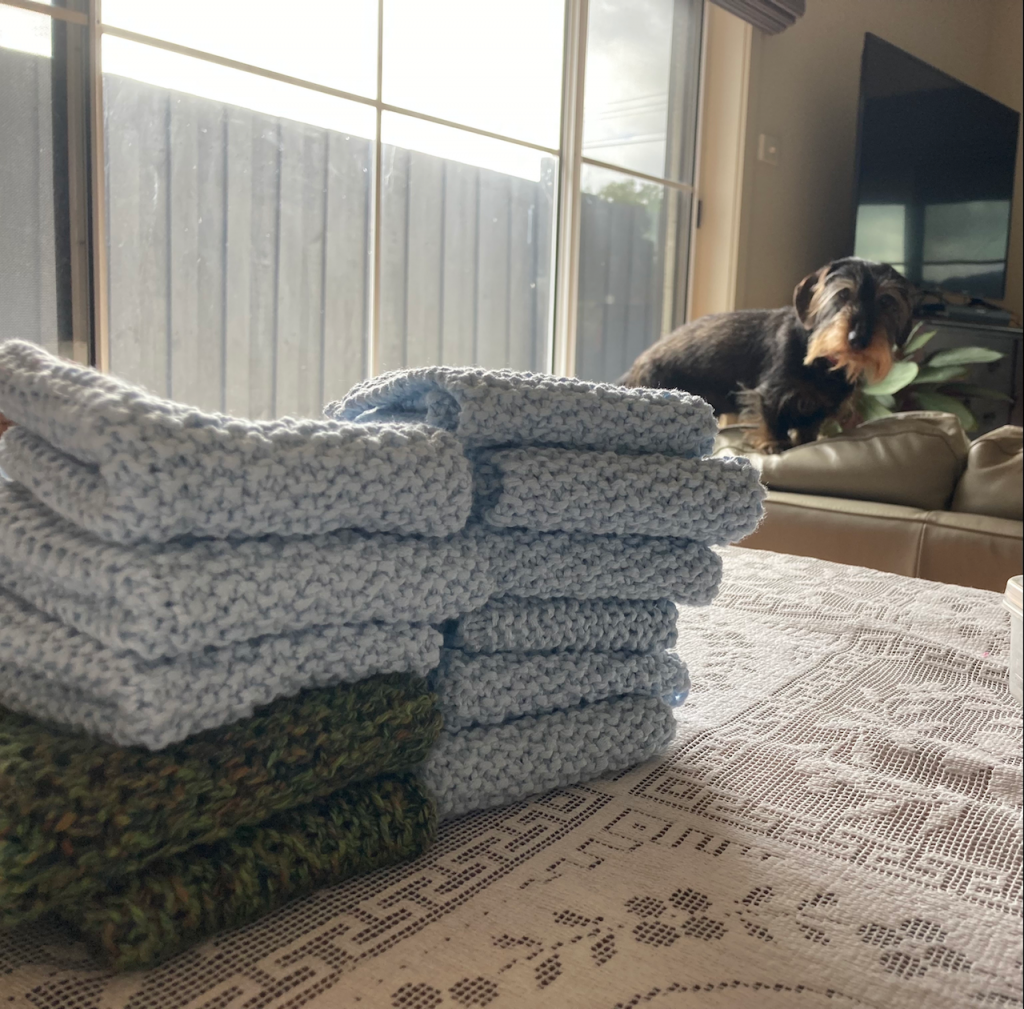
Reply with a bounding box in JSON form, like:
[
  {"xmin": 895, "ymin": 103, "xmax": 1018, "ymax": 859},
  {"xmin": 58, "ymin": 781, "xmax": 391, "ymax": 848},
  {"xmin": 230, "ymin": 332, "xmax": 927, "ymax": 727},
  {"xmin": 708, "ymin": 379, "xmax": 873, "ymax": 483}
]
[
  {"xmin": 444, "ymin": 596, "xmax": 678, "ymax": 654},
  {"xmin": 470, "ymin": 526, "xmax": 723, "ymax": 604},
  {"xmin": 429, "ymin": 649, "xmax": 689, "ymax": 730},
  {"xmin": 0, "ymin": 589, "xmax": 441, "ymax": 749},
  {"xmin": 0, "ymin": 341, "xmax": 472, "ymax": 543},
  {"xmin": 473, "ymin": 448, "xmax": 765, "ymax": 542},
  {"xmin": 0, "ymin": 482, "xmax": 492, "ymax": 658},
  {"xmin": 421, "ymin": 694, "xmax": 677, "ymax": 819},
  {"xmin": 0, "ymin": 674, "xmax": 441, "ymax": 925},
  {"xmin": 63, "ymin": 774, "xmax": 436, "ymax": 972},
  {"xmin": 327, "ymin": 367, "xmax": 717, "ymax": 456}
]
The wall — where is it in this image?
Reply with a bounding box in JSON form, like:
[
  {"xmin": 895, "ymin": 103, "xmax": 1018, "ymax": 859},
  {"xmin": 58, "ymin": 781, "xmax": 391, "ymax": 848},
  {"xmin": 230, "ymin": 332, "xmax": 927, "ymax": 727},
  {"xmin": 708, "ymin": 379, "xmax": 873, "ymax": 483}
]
[{"xmin": 733, "ymin": 0, "xmax": 1023, "ymax": 324}]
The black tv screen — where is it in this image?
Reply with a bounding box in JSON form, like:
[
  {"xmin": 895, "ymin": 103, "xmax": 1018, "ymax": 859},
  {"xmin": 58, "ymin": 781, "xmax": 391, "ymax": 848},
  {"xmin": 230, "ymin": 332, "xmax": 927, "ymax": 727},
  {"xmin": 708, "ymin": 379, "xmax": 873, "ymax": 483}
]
[{"xmin": 853, "ymin": 34, "xmax": 1020, "ymax": 299}]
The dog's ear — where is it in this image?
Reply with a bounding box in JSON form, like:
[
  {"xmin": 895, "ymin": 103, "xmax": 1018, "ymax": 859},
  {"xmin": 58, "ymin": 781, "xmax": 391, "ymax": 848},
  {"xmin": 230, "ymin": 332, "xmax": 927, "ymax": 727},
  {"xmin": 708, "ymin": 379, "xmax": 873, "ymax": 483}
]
[{"xmin": 793, "ymin": 265, "xmax": 828, "ymax": 326}]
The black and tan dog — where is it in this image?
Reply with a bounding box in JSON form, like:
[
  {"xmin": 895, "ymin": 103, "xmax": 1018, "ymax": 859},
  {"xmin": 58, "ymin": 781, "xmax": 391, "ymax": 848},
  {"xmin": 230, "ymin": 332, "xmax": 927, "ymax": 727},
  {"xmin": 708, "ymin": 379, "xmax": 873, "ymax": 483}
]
[{"xmin": 621, "ymin": 257, "xmax": 914, "ymax": 452}]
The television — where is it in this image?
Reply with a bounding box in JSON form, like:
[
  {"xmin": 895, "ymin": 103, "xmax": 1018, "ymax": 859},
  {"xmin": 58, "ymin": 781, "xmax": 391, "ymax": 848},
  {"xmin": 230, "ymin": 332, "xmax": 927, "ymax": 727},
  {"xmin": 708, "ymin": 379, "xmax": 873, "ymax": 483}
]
[{"xmin": 852, "ymin": 33, "xmax": 1020, "ymax": 300}]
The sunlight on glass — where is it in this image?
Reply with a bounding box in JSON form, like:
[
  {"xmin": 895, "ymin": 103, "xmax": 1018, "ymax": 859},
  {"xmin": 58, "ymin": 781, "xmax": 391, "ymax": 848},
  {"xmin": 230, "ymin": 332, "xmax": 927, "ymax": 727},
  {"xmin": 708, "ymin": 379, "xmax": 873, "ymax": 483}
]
[
  {"xmin": 924, "ymin": 201, "xmax": 1011, "ymax": 261},
  {"xmin": 0, "ymin": 5, "xmax": 52, "ymax": 57},
  {"xmin": 383, "ymin": 0, "xmax": 564, "ymax": 149},
  {"xmin": 577, "ymin": 164, "xmax": 674, "ymax": 383},
  {"xmin": 854, "ymin": 204, "xmax": 906, "ymax": 264},
  {"xmin": 383, "ymin": 112, "xmax": 549, "ymax": 182},
  {"xmin": 102, "ymin": 0, "xmax": 378, "ymax": 99},
  {"xmin": 102, "ymin": 36, "xmax": 375, "ymax": 137}
]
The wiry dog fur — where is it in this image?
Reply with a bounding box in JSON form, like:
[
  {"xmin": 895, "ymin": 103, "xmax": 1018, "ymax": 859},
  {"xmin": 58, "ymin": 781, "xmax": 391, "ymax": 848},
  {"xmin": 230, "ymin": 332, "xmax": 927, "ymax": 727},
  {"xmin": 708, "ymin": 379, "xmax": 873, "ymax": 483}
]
[{"xmin": 620, "ymin": 257, "xmax": 914, "ymax": 452}]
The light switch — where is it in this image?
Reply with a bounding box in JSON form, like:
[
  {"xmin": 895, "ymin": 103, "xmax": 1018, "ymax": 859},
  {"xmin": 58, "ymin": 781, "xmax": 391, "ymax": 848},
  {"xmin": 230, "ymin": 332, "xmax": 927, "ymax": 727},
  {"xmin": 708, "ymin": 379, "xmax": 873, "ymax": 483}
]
[{"xmin": 758, "ymin": 133, "xmax": 780, "ymax": 165}]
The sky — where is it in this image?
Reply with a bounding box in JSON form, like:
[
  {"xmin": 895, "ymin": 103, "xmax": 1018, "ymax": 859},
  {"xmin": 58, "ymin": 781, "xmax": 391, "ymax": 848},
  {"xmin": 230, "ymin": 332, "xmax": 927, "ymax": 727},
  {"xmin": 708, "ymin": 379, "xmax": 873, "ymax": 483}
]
[{"xmin": 0, "ymin": 0, "xmax": 679, "ymax": 185}]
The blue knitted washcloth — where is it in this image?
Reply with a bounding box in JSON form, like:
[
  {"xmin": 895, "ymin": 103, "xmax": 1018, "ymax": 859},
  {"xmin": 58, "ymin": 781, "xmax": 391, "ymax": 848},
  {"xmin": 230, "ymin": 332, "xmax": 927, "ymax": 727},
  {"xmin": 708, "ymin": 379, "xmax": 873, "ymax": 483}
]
[
  {"xmin": 429, "ymin": 649, "xmax": 689, "ymax": 731},
  {"xmin": 326, "ymin": 367, "xmax": 717, "ymax": 456},
  {"xmin": 0, "ymin": 590, "xmax": 441, "ymax": 749},
  {"xmin": 473, "ymin": 448, "xmax": 765, "ymax": 542},
  {"xmin": 445, "ymin": 596, "xmax": 678, "ymax": 654},
  {"xmin": 421, "ymin": 694, "xmax": 676, "ymax": 819},
  {"xmin": 470, "ymin": 526, "xmax": 723, "ymax": 604},
  {"xmin": 0, "ymin": 341, "xmax": 471, "ymax": 544},
  {"xmin": 0, "ymin": 483, "xmax": 492, "ymax": 659}
]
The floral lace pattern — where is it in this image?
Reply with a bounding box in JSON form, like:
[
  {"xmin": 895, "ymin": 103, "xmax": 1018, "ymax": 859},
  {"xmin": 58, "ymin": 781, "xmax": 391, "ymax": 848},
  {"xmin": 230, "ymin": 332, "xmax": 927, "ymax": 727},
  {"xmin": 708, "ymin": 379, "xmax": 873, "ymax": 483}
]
[{"xmin": 0, "ymin": 547, "xmax": 1019, "ymax": 1008}]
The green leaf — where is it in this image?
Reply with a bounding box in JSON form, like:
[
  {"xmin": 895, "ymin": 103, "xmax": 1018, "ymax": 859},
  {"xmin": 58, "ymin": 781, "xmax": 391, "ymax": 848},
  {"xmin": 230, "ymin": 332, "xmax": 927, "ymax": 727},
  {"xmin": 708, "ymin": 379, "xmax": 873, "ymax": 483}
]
[
  {"xmin": 903, "ymin": 326, "xmax": 937, "ymax": 355},
  {"xmin": 863, "ymin": 360, "xmax": 918, "ymax": 395},
  {"xmin": 941, "ymin": 382, "xmax": 1013, "ymax": 402},
  {"xmin": 859, "ymin": 395, "xmax": 894, "ymax": 422},
  {"xmin": 872, "ymin": 392, "xmax": 896, "ymax": 408},
  {"xmin": 913, "ymin": 390, "xmax": 978, "ymax": 432},
  {"xmin": 926, "ymin": 346, "xmax": 1004, "ymax": 367},
  {"xmin": 818, "ymin": 418, "xmax": 844, "ymax": 439},
  {"xmin": 912, "ymin": 364, "xmax": 969, "ymax": 385}
]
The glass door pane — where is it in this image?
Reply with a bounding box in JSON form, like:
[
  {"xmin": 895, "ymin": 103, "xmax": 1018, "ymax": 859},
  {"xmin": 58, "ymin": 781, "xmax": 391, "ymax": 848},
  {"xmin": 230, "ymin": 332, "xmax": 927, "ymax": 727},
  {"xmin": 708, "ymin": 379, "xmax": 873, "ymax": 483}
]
[
  {"xmin": 582, "ymin": 0, "xmax": 702, "ymax": 183},
  {"xmin": 575, "ymin": 164, "xmax": 690, "ymax": 383},
  {"xmin": 379, "ymin": 113, "xmax": 555, "ymax": 373},
  {"xmin": 102, "ymin": 0, "xmax": 379, "ymax": 99},
  {"xmin": 103, "ymin": 37, "xmax": 374, "ymax": 417},
  {"xmin": 383, "ymin": 0, "xmax": 564, "ymax": 149}
]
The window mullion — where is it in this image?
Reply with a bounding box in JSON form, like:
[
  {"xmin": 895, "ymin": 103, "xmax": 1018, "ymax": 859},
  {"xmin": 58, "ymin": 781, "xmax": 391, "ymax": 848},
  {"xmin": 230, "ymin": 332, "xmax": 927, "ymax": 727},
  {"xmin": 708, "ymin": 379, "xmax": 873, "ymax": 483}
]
[{"xmin": 551, "ymin": 0, "xmax": 587, "ymax": 378}]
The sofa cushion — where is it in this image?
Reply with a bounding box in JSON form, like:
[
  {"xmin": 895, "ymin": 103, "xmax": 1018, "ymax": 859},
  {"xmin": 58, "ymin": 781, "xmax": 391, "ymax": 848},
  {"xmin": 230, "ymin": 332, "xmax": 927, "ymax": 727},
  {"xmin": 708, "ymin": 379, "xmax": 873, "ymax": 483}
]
[
  {"xmin": 714, "ymin": 412, "xmax": 970, "ymax": 511},
  {"xmin": 950, "ymin": 425, "xmax": 1023, "ymax": 522},
  {"xmin": 737, "ymin": 490, "xmax": 1023, "ymax": 593}
]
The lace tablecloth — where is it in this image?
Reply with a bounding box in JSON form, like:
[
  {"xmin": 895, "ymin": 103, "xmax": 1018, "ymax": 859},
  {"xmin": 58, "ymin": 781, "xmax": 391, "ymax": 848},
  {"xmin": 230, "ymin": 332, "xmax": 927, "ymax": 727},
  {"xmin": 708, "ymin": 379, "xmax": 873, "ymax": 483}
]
[{"xmin": 2, "ymin": 547, "xmax": 1020, "ymax": 1009}]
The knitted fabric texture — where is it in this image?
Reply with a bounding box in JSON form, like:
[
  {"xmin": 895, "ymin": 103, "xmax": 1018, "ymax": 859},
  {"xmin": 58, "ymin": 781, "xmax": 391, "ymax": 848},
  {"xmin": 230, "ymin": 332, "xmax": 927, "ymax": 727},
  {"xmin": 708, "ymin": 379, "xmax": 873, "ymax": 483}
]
[
  {"xmin": 430, "ymin": 649, "xmax": 689, "ymax": 731},
  {"xmin": 0, "ymin": 589, "xmax": 440, "ymax": 749},
  {"xmin": 444, "ymin": 596, "xmax": 678, "ymax": 654},
  {"xmin": 0, "ymin": 674, "xmax": 441, "ymax": 925},
  {"xmin": 61, "ymin": 774, "xmax": 436, "ymax": 972},
  {"xmin": 471, "ymin": 526, "xmax": 723, "ymax": 604},
  {"xmin": 473, "ymin": 448, "xmax": 766, "ymax": 543},
  {"xmin": 0, "ymin": 482, "xmax": 492, "ymax": 658},
  {"xmin": 0, "ymin": 341, "xmax": 471, "ymax": 543},
  {"xmin": 326, "ymin": 367, "xmax": 717, "ymax": 456},
  {"xmin": 421, "ymin": 694, "xmax": 677, "ymax": 819}
]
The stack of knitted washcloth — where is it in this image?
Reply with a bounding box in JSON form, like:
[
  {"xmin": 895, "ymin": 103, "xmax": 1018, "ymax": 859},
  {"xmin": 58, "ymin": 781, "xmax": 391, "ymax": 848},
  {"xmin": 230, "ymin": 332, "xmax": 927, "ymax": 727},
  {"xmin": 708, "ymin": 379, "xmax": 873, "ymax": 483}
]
[
  {"xmin": 0, "ymin": 341, "xmax": 482, "ymax": 969},
  {"xmin": 328, "ymin": 369, "xmax": 765, "ymax": 819},
  {"xmin": 0, "ymin": 344, "xmax": 764, "ymax": 970}
]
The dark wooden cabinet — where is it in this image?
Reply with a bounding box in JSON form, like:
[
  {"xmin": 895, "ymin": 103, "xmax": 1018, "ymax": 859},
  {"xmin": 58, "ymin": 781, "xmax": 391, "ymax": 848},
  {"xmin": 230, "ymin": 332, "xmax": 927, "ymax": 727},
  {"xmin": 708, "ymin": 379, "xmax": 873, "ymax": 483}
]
[{"xmin": 912, "ymin": 318, "xmax": 1023, "ymax": 434}]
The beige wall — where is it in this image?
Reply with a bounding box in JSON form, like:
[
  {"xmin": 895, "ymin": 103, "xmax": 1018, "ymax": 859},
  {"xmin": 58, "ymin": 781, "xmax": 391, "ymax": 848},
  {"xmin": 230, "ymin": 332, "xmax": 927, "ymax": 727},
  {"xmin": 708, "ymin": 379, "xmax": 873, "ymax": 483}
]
[{"xmin": 732, "ymin": 0, "xmax": 1023, "ymax": 324}]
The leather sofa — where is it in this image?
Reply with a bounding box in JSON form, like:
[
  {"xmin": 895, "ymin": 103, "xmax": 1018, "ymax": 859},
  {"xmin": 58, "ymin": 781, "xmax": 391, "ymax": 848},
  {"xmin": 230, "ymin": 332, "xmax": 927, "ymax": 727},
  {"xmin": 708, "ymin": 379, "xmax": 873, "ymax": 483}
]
[{"xmin": 715, "ymin": 413, "xmax": 1023, "ymax": 593}]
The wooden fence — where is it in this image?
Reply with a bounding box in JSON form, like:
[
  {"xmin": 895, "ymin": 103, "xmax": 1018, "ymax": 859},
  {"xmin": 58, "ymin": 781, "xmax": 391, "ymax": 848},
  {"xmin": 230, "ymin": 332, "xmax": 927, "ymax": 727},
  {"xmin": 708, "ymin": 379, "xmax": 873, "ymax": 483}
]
[{"xmin": 3, "ymin": 56, "xmax": 665, "ymax": 416}]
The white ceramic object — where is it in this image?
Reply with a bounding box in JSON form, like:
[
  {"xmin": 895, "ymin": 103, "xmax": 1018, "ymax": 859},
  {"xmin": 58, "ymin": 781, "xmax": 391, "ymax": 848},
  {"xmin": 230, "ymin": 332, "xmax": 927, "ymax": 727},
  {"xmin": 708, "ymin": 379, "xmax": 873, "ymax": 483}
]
[{"xmin": 1005, "ymin": 575, "xmax": 1022, "ymax": 705}]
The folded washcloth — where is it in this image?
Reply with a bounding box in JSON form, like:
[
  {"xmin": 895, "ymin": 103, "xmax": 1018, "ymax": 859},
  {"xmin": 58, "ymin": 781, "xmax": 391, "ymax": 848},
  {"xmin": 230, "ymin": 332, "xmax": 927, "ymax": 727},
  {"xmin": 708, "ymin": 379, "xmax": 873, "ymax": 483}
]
[
  {"xmin": 0, "ymin": 341, "xmax": 472, "ymax": 544},
  {"xmin": 471, "ymin": 526, "xmax": 722, "ymax": 604},
  {"xmin": 0, "ymin": 482, "xmax": 492, "ymax": 658},
  {"xmin": 445, "ymin": 596, "xmax": 678, "ymax": 654},
  {"xmin": 421, "ymin": 694, "xmax": 676, "ymax": 819},
  {"xmin": 327, "ymin": 367, "xmax": 717, "ymax": 456},
  {"xmin": 0, "ymin": 590, "xmax": 441, "ymax": 749},
  {"xmin": 473, "ymin": 448, "xmax": 765, "ymax": 542},
  {"xmin": 61, "ymin": 774, "xmax": 435, "ymax": 972},
  {"xmin": 0, "ymin": 674, "xmax": 441, "ymax": 925},
  {"xmin": 430, "ymin": 649, "xmax": 689, "ymax": 731}
]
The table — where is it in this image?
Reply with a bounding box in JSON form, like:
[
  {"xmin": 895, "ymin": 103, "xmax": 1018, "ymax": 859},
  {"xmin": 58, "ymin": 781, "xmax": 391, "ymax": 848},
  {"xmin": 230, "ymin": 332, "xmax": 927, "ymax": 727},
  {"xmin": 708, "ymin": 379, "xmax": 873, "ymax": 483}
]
[{"xmin": 1, "ymin": 548, "xmax": 1020, "ymax": 1009}]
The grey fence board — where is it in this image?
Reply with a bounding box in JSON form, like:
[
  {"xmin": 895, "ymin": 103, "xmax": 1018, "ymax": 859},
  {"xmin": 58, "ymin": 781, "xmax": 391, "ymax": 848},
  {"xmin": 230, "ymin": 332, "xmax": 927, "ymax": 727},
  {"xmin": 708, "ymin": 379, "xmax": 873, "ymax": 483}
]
[
  {"xmin": 404, "ymin": 151, "xmax": 444, "ymax": 369},
  {"xmin": 0, "ymin": 48, "xmax": 58, "ymax": 352},
  {"xmin": 321, "ymin": 132, "xmax": 370, "ymax": 401},
  {"xmin": 441, "ymin": 161, "xmax": 478, "ymax": 365}
]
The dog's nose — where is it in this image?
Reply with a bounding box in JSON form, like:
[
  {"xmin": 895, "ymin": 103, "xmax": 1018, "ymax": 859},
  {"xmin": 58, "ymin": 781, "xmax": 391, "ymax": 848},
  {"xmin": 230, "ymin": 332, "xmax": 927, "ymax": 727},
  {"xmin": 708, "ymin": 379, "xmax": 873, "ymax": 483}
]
[{"xmin": 847, "ymin": 327, "xmax": 869, "ymax": 349}]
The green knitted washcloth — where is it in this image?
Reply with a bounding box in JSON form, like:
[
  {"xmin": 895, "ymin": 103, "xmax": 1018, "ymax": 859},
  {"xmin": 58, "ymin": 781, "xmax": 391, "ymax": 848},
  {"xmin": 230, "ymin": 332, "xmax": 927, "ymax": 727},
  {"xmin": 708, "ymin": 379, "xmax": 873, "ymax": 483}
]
[
  {"xmin": 61, "ymin": 773, "xmax": 436, "ymax": 972},
  {"xmin": 0, "ymin": 673, "xmax": 442, "ymax": 925}
]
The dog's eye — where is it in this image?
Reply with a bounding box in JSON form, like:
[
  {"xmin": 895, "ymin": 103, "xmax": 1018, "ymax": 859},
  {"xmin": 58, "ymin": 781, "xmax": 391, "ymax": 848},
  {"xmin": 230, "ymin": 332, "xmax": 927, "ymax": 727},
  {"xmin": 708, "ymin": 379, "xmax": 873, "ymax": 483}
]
[
  {"xmin": 834, "ymin": 289, "xmax": 851, "ymax": 303},
  {"xmin": 879, "ymin": 294, "xmax": 896, "ymax": 309}
]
